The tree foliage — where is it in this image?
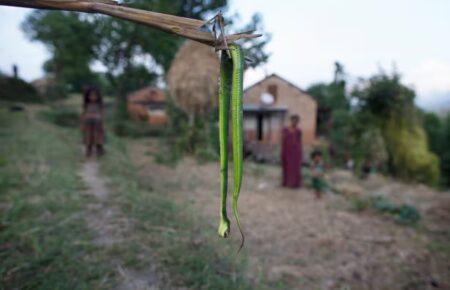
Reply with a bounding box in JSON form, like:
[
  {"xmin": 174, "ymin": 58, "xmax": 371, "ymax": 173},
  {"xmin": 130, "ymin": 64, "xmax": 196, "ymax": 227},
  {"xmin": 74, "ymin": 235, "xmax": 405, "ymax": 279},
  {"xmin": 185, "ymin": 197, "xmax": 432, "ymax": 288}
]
[
  {"xmin": 422, "ymin": 111, "xmax": 450, "ymax": 187},
  {"xmin": 22, "ymin": 0, "xmax": 271, "ymax": 133},
  {"xmin": 352, "ymin": 71, "xmax": 440, "ymax": 185},
  {"xmin": 441, "ymin": 114, "xmax": 450, "ymax": 187},
  {"xmin": 307, "ymin": 62, "xmax": 352, "ymax": 163},
  {"xmin": 22, "ymin": 11, "xmax": 99, "ymax": 92},
  {"xmin": 309, "ymin": 64, "xmax": 442, "ymax": 186},
  {"xmin": 422, "ymin": 111, "xmax": 444, "ymax": 154},
  {"xmin": 21, "ymin": 1, "xmax": 270, "ymax": 93},
  {"xmin": 352, "ymin": 72, "xmax": 417, "ymax": 123}
]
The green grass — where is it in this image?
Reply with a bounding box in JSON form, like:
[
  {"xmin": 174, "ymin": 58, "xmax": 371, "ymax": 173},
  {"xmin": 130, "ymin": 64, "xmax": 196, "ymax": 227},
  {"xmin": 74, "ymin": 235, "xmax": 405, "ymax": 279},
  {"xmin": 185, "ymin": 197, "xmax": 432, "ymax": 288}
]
[
  {"xmin": 0, "ymin": 107, "xmax": 115, "ymax": 289},
  {"xmin": 99, "ymin": 133, "xmax": 257, "ymax": 290},
  {"xmin": 113, "ymin": 119, "xmax": 165, "ymax": 138},
  {"xmin": 39, "ymin": 106, "xmax": 80, "ymax": 128},
  {"xmin": 0, "ymin": 104, "xmax": 264, "ymax": 289}
]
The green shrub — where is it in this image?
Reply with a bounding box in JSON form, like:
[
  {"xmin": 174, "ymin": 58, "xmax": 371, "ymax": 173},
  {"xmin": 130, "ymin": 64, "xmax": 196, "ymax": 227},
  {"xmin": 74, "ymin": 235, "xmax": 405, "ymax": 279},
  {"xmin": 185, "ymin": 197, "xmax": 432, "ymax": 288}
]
[
  {"xmin": 0, "ymin": 74, "xmax": 40, "ymax": 103},
  {"xmin": 152, "ymin": 141, "xmax": 183, "ymax": 167},
  {"xmin": 423, "ymin": 112, "xmax": 450, "ymax": 188},
  {"xmin": 372, "ymin": 195, "xmax": 421, "ymax": 224},
  {"xmin": 153, "ymin": 97, "xmax": 219, "ymax": 165},
  {"xmin": 372, "ymin": 196, "xmax": 398, "ymax": 213},
  {"xmin": 383, "ymin": 119, "xmax": 440, "ymax": 186},
  {"xmin": 349, "ymin": 196, "xmax": 370, "ymax": 212},
  {"xmin": 42, "ymin": 82, "xmax": 68, "ymax": 101},
  {"xmin": 114, "ymin": 119, "xmax": 164, "ymax": 138},
  {"xmin": 195, "ymin": 146, "xmax": 218, "ymax": 163},
  {"xmin": 350, "ymin": 195, "xmax": 421, "ymax": 224},
  {"xmin": 40, "ymin": 107, "xmax": 80, "ymax": 128},
  {"xmin": 396, "ymin": 204, "xmax": 421, "ymax": 224}
]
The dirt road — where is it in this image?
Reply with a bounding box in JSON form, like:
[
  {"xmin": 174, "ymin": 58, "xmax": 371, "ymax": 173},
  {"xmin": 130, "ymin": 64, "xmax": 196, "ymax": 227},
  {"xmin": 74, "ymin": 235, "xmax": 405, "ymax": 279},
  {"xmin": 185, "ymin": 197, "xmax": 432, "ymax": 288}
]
[{"xmin": 81, "ymin": 160, "xmax": 165, "ymax": 290}]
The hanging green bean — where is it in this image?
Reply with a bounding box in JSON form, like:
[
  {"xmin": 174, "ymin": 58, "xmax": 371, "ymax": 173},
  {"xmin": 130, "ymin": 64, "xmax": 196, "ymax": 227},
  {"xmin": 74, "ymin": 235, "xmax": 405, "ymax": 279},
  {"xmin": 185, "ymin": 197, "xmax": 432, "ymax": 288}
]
[
  {"xmin": 217, "ymin": 43, "xmax": 245, "ymax": 252},
  {"xmin": 217, "ymin": 47, "xmax": 232, "ymax": 239}
]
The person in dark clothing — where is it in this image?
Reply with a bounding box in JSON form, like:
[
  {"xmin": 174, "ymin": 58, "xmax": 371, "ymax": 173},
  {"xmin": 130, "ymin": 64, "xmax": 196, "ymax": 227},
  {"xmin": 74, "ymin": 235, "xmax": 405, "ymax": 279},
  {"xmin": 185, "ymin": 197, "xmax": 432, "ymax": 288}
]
[
  {"xmin": 281, "ymin": 115, "xmax": 303, "ymax": 188},
  {"xmin": 81, "ymin": 87, "xmax": 105, "ymax": 157}
]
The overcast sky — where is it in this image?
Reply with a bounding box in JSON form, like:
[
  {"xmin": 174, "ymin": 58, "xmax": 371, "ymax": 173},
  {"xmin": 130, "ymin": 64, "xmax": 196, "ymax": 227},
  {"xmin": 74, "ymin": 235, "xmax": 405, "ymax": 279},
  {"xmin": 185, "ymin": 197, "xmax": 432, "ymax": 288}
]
[{"xmin": 1, "ymin": 0, "xmax": 449, "ymax": 109}]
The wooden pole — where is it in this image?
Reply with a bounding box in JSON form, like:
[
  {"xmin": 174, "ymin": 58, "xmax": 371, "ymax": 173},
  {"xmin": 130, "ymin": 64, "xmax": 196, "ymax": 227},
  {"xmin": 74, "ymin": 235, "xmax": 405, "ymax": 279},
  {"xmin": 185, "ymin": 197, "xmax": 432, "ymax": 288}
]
[{"xmin": 0, "ymin": 0, "xmax": 261, "ymax": 46}]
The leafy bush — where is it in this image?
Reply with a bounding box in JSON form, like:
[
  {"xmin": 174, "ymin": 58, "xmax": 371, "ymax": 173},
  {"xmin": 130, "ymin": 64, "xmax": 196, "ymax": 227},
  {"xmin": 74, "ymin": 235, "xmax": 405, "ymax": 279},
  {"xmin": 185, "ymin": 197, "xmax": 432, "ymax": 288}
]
[
  {"xmin": 114, "ymin": 119, "xmax": 164, "ymax": 138},
  {"xmin": 351, "ymin": 71, "xmax": 440, "ymax": 186},
  {"xmin": 40, "ymin": 107, "xmax": 80, "ymax": 128},
  {"xmin": 0, "ymin": 74, "xmax": 40, "ymax": 103},
  {"xmin": 350, "ymin": 195, "xmax": 421, "ymax": 224},
  {"xmin": 41, "ymin": 82, "xmax": 68, "ymax": 101},
  {"xmin": 153, "ymin": 97, "xmax": 219, "ymax": 165},
  {"xmin": 152, "ymin": 144, "xmax": 182, "ymax": 167},
  {"xmin": 372, "ymin": 196, "xmax": 398, "ymax": 213},
  {"xmin": 396, "ymin": 205, "xmax": 421, "ymax": 224},
  {"xmin": 383, "ymin": 119, "xmax": 440, "ymax": 185},
  {"xmin": 349, "ymin": 196, "xmax": 370, "ymax": 212},
  {"xmin": 423, "ymin": 111, "xmax": 450, "ymax": 188}
]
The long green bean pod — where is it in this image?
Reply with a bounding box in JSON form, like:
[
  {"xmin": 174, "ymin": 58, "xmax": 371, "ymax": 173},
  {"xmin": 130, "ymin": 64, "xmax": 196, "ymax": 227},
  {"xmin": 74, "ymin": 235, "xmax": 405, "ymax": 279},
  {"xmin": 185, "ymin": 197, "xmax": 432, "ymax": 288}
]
[
  {"xmin": 217, "ymin": 50, "xmax": 232, "ymax": 238},
  {"xmin": 216, "ymin": 43, "xmax": 245, "ymax": 252},
  {"xmin": 229, "ymin": 44, "xmax": 245, "ymax": 252}
]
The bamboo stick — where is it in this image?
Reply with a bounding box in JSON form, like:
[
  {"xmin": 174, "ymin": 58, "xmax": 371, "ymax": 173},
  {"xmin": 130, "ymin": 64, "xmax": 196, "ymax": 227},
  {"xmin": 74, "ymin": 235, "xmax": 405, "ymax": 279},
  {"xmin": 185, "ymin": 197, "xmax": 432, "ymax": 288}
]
[{"xmin": 0, "ymin": 0, "xmax": 261, "ymax": 46}]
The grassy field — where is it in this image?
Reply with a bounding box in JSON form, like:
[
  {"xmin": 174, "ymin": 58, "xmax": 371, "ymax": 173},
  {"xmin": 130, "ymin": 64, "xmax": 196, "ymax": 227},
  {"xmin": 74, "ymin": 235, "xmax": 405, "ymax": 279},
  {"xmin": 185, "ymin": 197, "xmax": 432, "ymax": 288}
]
[
  {"xmin": 98, "ymin": 126, "xmax": 256, "ymax": 290},
  {"xmin": 1, "ymin": 102, "xmax": 448, "ymax": 289},
  {"xmin": 0, "ymin": 106, "xmax": 116, "ymax": 289},
  {"xmin": 0, "ymin": 103, "xmax": 258, "ymax": 289}
]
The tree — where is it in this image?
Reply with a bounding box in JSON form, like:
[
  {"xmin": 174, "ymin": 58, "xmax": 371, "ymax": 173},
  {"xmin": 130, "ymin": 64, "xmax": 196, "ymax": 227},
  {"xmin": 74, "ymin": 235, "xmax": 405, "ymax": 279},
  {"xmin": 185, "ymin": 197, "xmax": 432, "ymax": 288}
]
[
  {"xmin": 440, "ymin": 113, "xmax": 450, "ymax": 187},
  {"xmin": 22, "ymin": 11, "xmax": 99, "ymax": 92},
  {"xmin": 307, "ymin": 62, "xmax": 351, "ymax": 163},
  {"xmin": 91, "ymin": 1, "xmax": 229, "ymax": 131},
  {"xmin": 352, "ymin": 71, "xmax": 440, "ymax": 185},
  {"xmin": 233, "ymin": 13, "xmax": 271, "ymax": 69},
  {"xmin": 422, "ymin": 111, "xmax": 443, "ymax": 154},
  {"xmin": 422, "ymin": 111, "xmax": 450, "ymax": 187},
  {"xmin": 22, "ymin": 0, "xmax": 271, "ymax": 132}
]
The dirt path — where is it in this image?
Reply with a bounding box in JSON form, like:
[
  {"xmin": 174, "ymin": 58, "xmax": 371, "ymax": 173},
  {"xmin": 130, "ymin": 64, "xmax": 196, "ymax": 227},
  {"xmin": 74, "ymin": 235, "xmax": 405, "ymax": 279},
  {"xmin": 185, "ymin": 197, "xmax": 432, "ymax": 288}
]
[
  {"xmin": 80, "ymin": 160, "xmax": 164, "ymax": 290},
  {"xmin": 130, "ymin": 139, "xmax": 450, "ymax": 290}
]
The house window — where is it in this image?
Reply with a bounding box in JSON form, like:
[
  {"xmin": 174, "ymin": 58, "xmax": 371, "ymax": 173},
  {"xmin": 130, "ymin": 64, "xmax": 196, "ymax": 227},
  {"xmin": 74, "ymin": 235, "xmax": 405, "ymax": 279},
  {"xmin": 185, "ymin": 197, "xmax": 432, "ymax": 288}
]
[{"xmin": 147, "ymin": 101, "xmax": 166, "ymax": 115}]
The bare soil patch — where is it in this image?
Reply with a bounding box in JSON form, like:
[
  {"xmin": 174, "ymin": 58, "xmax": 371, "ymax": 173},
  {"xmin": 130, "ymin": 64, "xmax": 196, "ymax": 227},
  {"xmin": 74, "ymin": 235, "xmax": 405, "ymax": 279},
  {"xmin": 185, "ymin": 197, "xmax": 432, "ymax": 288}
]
[
  {"xmin": 130, "ymin": 139, "xmax": 450, "ymax": 290},
  {"xmin": 81, "ymin": 160, "xmax": 168, "ymax": 290}
]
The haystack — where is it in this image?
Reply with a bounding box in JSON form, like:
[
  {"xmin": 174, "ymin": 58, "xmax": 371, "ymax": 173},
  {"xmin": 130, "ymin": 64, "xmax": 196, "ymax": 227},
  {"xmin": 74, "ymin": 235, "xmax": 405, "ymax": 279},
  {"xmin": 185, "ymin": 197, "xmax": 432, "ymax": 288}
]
[{"xmin": 167, "ymin": 40, "xmax": 220, "ymax": 116}]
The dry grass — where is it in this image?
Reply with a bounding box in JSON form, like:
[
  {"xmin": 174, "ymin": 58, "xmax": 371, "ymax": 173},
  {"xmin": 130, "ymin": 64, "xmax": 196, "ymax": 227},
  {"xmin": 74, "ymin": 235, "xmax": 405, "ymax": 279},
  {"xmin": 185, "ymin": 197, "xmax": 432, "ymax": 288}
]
[
  {"xmin": 129, "ymin": 138, "xmax": 450, "ymax": 290},
  {"xmin": 0, "ymin": 106, "xmax": 117, "ymax": 289},
  {"xmin": 167, "ymin": 40, "xmax": 220, "ymax": 116}
]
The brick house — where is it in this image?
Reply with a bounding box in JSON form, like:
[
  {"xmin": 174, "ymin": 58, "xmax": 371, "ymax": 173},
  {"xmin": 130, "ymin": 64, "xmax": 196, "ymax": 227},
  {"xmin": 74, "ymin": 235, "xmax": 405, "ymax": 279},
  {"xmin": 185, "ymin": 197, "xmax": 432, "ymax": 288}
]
[
  {"xmin": 244, "ymin": 74, "xmax": 317, "ymax": 161},
  {"xmin": 127, "ymin": 87, "xmax": 168, "ymax": 125}
]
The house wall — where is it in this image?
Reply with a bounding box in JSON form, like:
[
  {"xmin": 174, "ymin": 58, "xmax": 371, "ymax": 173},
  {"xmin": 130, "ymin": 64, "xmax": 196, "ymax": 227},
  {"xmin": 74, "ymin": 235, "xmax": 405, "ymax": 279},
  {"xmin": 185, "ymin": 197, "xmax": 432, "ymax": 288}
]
[
  {"xmin": 244, "ymin": 115, "xmax": 257, "ymax": 141},
  {"xmin": 244, "ymin": 75, "xmax": 317, "ymax": 148},
  {"xmin": 244, "ymin": 113, "xmax": 285, "ymax": 144},
  {"xmin": 127, "ymin": 87, "xmax": 168, "ymax": 125},
  {"xmin": 127, "ymin": 102, "xmax": 149, "ymax": 121}
]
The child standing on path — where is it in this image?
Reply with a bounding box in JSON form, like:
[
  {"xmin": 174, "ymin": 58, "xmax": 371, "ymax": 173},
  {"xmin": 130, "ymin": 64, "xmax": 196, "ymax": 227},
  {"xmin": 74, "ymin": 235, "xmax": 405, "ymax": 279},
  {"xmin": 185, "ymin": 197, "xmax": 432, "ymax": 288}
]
[
  {"xmin": 311, "ymin": 150, "xmax": 326, "ymax": 199},
  {"xmin": 82, "ymin": 87, "xmax": 105, "ymax": 157}
]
